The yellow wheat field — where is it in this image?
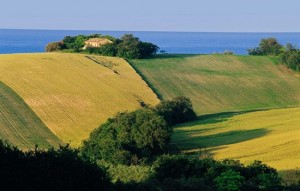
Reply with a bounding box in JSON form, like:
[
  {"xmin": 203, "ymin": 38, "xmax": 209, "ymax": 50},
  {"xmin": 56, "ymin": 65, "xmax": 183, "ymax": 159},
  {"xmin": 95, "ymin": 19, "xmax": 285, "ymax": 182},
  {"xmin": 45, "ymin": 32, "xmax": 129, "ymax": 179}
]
[
  {"xmin": 0, "ymin": 53, "xmax": 159, "ymax": 147},
  {"xmin": 173, "ymin": 107, "xmax": 300, "ymax": 170}
]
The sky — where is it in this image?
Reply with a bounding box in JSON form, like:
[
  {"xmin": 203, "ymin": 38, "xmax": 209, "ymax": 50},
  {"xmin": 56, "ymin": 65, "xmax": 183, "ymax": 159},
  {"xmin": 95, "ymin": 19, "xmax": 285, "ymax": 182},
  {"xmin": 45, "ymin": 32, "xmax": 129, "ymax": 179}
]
[{"xmin": 1, "ymin": 0, "xmax": 300, "ymax": 32}]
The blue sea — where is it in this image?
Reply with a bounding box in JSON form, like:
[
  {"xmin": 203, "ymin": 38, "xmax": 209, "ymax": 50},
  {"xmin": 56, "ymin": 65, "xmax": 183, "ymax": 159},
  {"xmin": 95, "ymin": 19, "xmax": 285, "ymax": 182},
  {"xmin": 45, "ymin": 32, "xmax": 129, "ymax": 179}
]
[{"xmin": 0, "ymin": 29, "xmax": 299, "ymax": 55}]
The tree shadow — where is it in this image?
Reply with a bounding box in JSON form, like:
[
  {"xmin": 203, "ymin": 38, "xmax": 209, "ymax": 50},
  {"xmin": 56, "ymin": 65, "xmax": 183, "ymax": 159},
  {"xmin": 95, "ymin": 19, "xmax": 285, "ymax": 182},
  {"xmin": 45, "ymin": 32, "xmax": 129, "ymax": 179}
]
[
  {"xmin": 147, "ymin": 54, "xmax": 204, "ymax": 59},
  {"xmin": 175, "ymin": 128, "xmax": 269, "ymax": 151},
  {"xmin": 192, "ymin": 108, "xmax": 282, "ymax": 126},
  {"xmin": 194, "ymin": 111, "xmax": 245, "ymax": 126}
]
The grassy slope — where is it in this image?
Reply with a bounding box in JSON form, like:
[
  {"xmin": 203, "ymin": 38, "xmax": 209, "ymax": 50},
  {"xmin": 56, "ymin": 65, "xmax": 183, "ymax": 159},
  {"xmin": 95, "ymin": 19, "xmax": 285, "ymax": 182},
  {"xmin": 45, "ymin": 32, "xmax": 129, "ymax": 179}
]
[
  {"xmin": 173, "ymin": 107, "xmax": 300, "ymax": 170},
  {"xmin": 0, "ymin": 81, "xmax": 63, "ymax": 149},
  {"xmin": 0, "ymin": 53, "xmax": 159, "ymax": 147},
  {"xmin": 130, "ymin": 55, "xmax": 300, "ymax": 114}
]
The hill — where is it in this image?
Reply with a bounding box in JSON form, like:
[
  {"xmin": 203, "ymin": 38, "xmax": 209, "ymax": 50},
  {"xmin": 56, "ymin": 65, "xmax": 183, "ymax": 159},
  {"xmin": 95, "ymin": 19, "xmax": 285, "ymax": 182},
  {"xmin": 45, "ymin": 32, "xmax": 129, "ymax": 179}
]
[
  {"xmin": 0, "ymin": 81, "xmax": 63, "ymax": 149},
  {"xmin": 172, "ymin": 107, "xmax": 300, "ymax": 170},
  {"xmin": 129, "ymin": 55, "xmax": 300, "ymax": 115},
  {"xmin": 0, "ymin": 53, "xmax": 159, "ymax": 147}
]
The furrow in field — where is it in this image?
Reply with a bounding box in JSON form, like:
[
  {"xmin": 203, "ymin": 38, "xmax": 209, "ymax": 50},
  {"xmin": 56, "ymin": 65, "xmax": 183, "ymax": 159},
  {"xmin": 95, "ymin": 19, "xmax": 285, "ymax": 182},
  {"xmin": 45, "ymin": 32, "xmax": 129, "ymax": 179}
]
[{"xmin": 0, "ymin": 81, "xmax": 63, "ymax": 149}]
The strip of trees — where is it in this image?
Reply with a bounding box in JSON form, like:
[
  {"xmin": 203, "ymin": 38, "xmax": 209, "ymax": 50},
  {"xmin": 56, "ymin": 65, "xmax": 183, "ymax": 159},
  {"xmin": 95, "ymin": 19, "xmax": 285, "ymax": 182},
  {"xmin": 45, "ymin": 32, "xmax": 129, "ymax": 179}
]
[
  {"xmin": 46, "ymin": 34, "xmax": 159, "ymax": 59},
  {"xmin": 248, "ymin": 38, "xmax": 300, "ymax": 71}
]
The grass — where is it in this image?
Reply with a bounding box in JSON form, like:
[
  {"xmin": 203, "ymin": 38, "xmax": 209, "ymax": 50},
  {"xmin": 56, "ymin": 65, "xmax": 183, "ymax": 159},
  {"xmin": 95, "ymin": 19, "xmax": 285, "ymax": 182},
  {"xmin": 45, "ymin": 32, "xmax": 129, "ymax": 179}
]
[
  {"xmin": 130, "ymin": 54, "xmax": 300, "ymax": 115},
  {"xmin": 0, "ymin": 81, "xmax": 63, "ymax": 149},
  {"xmin": 173, "ymin": 107, "xmax": 300, "ymax": 171},
  {"xmin": 0, "ymin": 53, "xmax": 159, "ymax": 147}
]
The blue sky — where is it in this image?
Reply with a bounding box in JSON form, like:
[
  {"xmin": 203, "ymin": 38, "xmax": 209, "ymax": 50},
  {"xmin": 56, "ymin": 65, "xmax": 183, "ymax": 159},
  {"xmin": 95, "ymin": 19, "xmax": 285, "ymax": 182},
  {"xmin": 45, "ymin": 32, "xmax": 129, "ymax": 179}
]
[{"xmin": 1, "ymin": 0, "xmax": 300, "ymax": 32}]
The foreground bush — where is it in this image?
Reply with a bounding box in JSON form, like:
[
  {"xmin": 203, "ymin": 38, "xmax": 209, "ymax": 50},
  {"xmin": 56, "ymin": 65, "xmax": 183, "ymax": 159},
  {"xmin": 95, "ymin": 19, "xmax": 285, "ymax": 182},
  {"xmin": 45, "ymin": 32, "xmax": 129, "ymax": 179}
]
[
  {"xmin": 0, "ymin": 140, "xmax": 111, "ymax": 191},
  {"xmin": 82, "ymin": 108, "xmax": 172, "ymax": 165}
]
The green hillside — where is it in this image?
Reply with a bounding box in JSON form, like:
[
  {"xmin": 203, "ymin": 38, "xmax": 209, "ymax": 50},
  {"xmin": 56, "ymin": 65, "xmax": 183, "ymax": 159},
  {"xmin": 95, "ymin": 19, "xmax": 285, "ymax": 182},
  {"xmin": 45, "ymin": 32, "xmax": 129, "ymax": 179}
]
[
  {"xmin": 130, "ymin": 55, "xmax": 300, "ymax": 115},
  {"xmin": 0, "ymin": 81, "xmax": 63, "ymax": 149},
  {"xmin": 172, "ymin": 107, "xmax": 300, "ymax": 171}
]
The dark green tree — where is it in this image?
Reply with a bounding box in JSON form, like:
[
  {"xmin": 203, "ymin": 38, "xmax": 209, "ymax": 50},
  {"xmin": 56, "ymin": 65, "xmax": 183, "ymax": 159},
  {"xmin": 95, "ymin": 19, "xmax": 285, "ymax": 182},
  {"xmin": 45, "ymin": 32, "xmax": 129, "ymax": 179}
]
[
  {"xmin": 248, "ymin": 38, "xmax": 283, "ymax": 56},
  {"xmin": 259, "ymin": 38, "xmax": 283, "ymax": 55},
  {"xmin": 154, "ymin": 96, "xmax": 197, "ymax": 125},
  {"xmin": 117, "ymin": 34, "xmax": 142, "ymax": 59},
  {"xmin": 82, "ymin": 108, "xmax": 172, "ymax": 165}
]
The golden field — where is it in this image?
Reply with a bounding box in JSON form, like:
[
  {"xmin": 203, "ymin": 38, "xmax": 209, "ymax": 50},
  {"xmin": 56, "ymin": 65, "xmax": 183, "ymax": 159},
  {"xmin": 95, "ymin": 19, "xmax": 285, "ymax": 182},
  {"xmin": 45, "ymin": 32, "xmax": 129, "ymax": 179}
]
[{"xmin": 0, "ymin": 53, "xmax": 159, "ymax": 147}]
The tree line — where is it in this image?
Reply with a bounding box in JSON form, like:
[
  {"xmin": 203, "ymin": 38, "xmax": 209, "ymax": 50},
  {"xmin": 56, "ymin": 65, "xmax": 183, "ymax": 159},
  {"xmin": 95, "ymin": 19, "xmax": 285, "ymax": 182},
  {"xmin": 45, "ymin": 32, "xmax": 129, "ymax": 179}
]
[
  {"xmin": 81, "ymin": 96, "xmax": 197, "ymax": 165},
  {"xmin": 45, "ymin": 34, "xmax": 159, "ymax": 59},
  {"xmin": 248, "ymin": 38, "xmax": 300, "ymax": 71}
]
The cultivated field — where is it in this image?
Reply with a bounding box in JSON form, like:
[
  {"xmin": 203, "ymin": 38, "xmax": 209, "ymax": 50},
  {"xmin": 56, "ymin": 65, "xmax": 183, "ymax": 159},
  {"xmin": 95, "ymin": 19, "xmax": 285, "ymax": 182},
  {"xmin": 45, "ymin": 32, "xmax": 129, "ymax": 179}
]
[
  {"xmin": 173, "ymin": 107, "xmax": 300, "ymax": 170},
  {"xmin": 0, "ymin": 81, "xmax": 63, "ymax": 149},
  {"xmin": 130, "ymin": 55, "xmax": 300, "ymax": 115},
  {"xmin": 0, "ymin": 53, "xmax": 159, "ymax": 147}
]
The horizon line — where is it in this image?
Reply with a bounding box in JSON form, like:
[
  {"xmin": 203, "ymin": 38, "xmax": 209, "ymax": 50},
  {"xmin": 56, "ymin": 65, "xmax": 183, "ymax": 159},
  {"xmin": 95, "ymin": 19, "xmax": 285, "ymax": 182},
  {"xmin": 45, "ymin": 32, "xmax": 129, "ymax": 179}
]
[{"xmin": 0, "ymin": 28, "xmax": 299, "ymax": 33}]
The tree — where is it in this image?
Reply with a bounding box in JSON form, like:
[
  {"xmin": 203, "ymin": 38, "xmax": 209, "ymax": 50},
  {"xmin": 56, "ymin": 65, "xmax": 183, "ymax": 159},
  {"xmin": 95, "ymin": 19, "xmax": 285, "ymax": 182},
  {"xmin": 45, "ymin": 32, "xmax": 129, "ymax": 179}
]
[
  {"xmin": 82, "ymin": 108, "xmax": 172, "ymax": 165},
  {"xmin": 259, "ymin": 38, "xmax": 283, "ymax": 55},
  {"xmin": 154, "ymin": 96, "xmax": 197, "ymax": 125},
  {"xmin": 117, "ymin": 34, "xmax": 142, "ymax": 59},
  {"xmin": 138, "ymin": 42, "xmax": 159, "ymax": 58},
  {"xmin": 248, "ymin": 38, "xmax": 283, "ymax": 56}
]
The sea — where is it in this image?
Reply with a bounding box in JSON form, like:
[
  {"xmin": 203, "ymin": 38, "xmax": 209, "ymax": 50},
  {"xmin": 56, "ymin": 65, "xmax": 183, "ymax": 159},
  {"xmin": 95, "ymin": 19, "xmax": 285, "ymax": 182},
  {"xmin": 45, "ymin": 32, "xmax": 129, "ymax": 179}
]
[{"xmin": 0, "ymin": 29, "xmax": 299, "ymax": 55}]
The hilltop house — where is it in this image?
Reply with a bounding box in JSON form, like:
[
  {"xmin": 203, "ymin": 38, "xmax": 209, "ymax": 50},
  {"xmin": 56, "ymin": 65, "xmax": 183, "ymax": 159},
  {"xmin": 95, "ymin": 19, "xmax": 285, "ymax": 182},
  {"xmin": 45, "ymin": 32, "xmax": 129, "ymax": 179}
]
[{"xmin": 83, "ymin": 38, "xmax": 113, "ymax": 49}]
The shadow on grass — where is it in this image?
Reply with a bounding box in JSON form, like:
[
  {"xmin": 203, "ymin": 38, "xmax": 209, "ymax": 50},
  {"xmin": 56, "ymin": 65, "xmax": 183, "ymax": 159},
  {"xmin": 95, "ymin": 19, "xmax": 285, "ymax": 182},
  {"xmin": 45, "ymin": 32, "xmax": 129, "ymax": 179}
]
[
  {"xmin": 147, "ymin": 54, "xmax": 203, "ymax": 59},
  {"xmin": 175, "ymin": 128, "xmax": 269, "ymax": 150},
  {"xmin": 193, "ymin": 108, "xmax": 284, "ymax": 126}
]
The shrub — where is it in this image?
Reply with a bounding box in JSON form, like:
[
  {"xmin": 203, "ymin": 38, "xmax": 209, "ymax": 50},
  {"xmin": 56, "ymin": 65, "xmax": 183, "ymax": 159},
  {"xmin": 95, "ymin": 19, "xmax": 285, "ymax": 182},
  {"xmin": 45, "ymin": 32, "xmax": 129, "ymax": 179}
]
[
  {"xmin": 45, "ymin": 42, "xmax": 62, "ymax": 52},
  {"xmin": 223, "ymin": 50, "xmax": 234, "ymax": 55}
]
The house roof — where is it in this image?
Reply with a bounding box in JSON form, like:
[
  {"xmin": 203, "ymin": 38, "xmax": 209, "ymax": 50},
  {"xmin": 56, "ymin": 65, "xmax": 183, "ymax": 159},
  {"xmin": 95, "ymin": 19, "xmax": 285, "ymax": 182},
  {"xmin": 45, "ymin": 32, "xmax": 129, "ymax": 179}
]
[{"xmin": 85, "ymin": 38, "xmax": 112, "ymax": 44}]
